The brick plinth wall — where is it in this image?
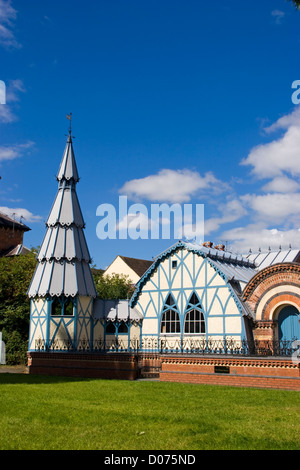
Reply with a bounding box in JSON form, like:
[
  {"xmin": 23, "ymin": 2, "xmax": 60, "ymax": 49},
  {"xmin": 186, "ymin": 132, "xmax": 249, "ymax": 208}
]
[
  {"xmin": 27, "ymin": 352, "xmax": 139, "ymax": 380},
  {"xmin": 160, "ymin": 355, "xmax": 300, "ymax": 391}
]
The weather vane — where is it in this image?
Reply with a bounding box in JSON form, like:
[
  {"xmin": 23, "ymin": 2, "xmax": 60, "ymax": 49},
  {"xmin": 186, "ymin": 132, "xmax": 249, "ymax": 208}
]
[
  {"xmin": 67, "ymin": 113, "xmax": 72, "ymax": 134},
  {"xmin": 66, "ymin": 113, "xmax": 75, "ymax": 140}
]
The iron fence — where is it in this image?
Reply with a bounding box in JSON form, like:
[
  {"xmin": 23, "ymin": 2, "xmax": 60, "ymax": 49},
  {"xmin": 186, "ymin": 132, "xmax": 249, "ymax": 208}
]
[{"xmin": 33, "ymin": 336, "xmax": 299, "ymax": 358}]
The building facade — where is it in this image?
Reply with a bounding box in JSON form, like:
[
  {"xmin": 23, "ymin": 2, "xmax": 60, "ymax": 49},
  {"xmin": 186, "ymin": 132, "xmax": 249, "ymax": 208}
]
[{"xmin": 27, "ymin": 129, "xmax": 300, "ymax": 387}]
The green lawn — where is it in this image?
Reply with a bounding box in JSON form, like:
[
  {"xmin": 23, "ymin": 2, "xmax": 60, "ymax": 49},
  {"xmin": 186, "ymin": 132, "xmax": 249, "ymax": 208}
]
[{"xmin": 0, "ymin": 373, "xmax": 299, "ymax": 450}]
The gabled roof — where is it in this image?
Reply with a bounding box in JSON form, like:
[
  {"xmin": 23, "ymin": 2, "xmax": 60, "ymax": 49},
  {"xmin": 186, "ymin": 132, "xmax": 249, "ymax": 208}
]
[
  {"xmin": 130, "ymin": 240, "xmax": 258, "ymax": 307},
  {"xmin": 0, "ymin": 212, "xmax": 30, "ymax": 232},
  {"xmin": 119, "ymin": 256, "xmax": 153, "ymax": 277}
]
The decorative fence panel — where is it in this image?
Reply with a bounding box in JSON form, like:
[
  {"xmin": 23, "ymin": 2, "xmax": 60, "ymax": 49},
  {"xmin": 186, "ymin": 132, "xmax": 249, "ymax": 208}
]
[{"xmin": 34, "ymin": 336, "xmax": 299, "ymax": 358}]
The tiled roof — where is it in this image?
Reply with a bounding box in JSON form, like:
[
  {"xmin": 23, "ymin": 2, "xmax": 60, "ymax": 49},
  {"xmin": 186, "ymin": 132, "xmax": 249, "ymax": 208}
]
[
  {"xmin": 0, "ymin": 212, "xmax": 30, "ymax": 232},
  {"xmin": 119, "ymin": 256, "xmax": 153, "ymax": 277}
]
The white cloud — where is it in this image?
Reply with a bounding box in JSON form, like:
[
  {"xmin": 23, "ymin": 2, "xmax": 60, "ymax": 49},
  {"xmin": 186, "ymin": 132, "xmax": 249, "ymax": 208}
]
[
  {"xmin": 262, "ymin": 176, "xmax": 300, "ymax": 193},
  {"xmin": 0, "ymin": 206, "xmax": 42, "ymax": 223},
  {"xmin": 0, "ymin": 0, "xmax": 20, "ymax": 49},
  {"xmin": 0, "ymin": 104, "xmax": 15, "ymax": 123},
  {"xmin": 264, "ymin": 105, "xmax": 300, "ymax": 133},
  {"xmin": 241, "ymin": 192, "xmax": 300, "ymax": 223},
  {"xmin": 204, "ymin": 198, "xmax": 247, "ymax": 235},
  {"xmin": 241, "ymin": 106, "xmax": 300, "ymax": 178},
  {"xmin": 0, "ymin": 141, "xmax": 35, "ymax": 162},
  {"xmin": 222, "ymin": 224, "xmax": 300, "ymax": 254},
  {"xmin": 120, "ymin": 169, "xmax": 226, "ymax": 203},
  {"xmin": 0, "ymin": 79, "xmax": 26, "ymax": 123},
  {"xmin": 271, "ymin": 9, "xmax": 285, "ymax": 24}
]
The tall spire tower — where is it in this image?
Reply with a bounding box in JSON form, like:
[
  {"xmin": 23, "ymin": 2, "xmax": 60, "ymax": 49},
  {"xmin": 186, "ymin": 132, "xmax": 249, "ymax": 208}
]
[{"xmin": 28, "ymin": 118, "xmax": 97, "ymax": 351}]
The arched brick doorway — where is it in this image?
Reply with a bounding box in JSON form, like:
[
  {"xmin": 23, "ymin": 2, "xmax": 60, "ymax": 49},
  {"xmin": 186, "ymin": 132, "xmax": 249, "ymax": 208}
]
[
  {"xmin": 243, "ymin": 263, "xmax": 300, "ymax": 343},
  {"xmin": 276, "ymin": 305, "xmax": 300, "ymax": 342}
]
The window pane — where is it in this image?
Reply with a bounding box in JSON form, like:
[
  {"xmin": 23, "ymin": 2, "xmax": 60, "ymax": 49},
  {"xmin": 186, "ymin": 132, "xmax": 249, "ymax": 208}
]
[
  {"xmin": 51, "ymin": 299, "xmax": 62, "ymax": 316},
  {"xmin": 118, "ymin": 323, "xmax": 128, "ymax": 334},
  {"xmin": 166, "ymin": 294, "xmax": 175, "ymax": 306},
  {"xmin": 161, "ymin": 309, "xmax": 180, "ymax": 334},
  {"xmin": 64, "ymin": 299, "xmax": 74, "ymax": 316},
  {"xmin": 184, "ymin": 308, "xmax": 205, "ymax": 334},
  {"xmin": 106, "ymin": 322, "xmax": 115, "ymax": 334}
]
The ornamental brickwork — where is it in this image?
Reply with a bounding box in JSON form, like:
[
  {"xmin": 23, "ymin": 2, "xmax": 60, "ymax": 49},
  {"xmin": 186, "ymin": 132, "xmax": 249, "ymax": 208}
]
[{"xmin": 243, "ymin": 263, "xmax": 300, "ymax": 342}]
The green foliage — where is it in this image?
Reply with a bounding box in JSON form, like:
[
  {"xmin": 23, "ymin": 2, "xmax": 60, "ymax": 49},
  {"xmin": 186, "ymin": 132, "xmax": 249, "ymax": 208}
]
[
  {"xmin": 93, "ymin": 271, "xmax": 135, "ymax": 300},
  {"xmin": 0, "ymin": 251, "xmax": 37, "ymax": 364},
  {"xmin": 288, "ymin": 0, "xmax": 300, "ymax": 8}
]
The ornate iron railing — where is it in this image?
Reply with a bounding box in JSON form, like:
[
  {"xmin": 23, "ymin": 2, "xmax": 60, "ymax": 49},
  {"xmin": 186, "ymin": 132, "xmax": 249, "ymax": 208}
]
[
  {"xmin": 34, "ymin": 336, "xmax": 299, "ymax": 358},
  {"xmin": 34, "ymin": 337, "xmax": 140, "ymax": 353}
]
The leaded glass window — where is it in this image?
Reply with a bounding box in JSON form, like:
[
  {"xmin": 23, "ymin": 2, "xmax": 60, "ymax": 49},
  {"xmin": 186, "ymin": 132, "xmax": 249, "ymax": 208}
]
[
  {"xmin": 160, "ymin": 294, "xmax": 180, "ymax": 334},
  {"xmin": 184, "ymin": 293, "xmax": 205, "ymax": 334}
]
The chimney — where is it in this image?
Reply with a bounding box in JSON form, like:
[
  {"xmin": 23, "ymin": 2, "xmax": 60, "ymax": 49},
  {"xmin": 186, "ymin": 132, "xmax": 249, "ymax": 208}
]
[{"xmin": 202, "ymin": 241, "xmax": 213, "ymax": 248}]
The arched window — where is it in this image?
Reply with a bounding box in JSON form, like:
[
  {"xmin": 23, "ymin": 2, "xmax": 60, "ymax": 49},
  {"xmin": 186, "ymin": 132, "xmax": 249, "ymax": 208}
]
[
  {"xmin": 118, "ymin": 322, "xmax": 128, "ymax": 334},
  {"xmin": 106, "ymin": 321, "xmax": 116, "ymax": 334},
  {"xmin": 51, "ymin": 297, "xmax": 75, "ymax": 316},
  {"xmin": 160, "ymin": 294, "xmax": 180, "ymax": 334},
  {"xmin": 184, "ymin": 293, "xmax": 205, "ymax": 334},
  {"xmin": 51, "ymin": 298, "xmax": 62, "ymax": 316}
]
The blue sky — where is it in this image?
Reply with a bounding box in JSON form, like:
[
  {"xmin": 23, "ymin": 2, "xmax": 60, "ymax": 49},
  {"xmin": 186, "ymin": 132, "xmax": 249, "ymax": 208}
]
[{"xmin": 0, "ymin": 0, "xmax": 300, "ymax": 268}]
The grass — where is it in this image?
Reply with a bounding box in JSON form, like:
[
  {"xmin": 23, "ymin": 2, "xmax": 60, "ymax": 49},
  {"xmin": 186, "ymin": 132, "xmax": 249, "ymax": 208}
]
[{"xmin": 0, "ymin": 373, "xmax": 299, "ymax": 450}]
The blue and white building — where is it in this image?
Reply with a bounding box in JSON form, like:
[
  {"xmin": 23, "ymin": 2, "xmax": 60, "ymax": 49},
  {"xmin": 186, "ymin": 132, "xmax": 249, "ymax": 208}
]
[{"xmin": 27, "ymin": 130, "xmax": 300, "ymax": 355}]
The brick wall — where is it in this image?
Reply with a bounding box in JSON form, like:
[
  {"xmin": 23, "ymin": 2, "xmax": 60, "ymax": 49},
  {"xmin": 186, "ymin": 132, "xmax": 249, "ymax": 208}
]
[
  {"xmin": 0, "ymin": 227, "xmax": 24, "ymax": 251},
  {"xmin": 27, "ymin": 351, "xmax": 139, "ymax": 380},
  {"xmin": 160, "ymin": 355, "xmax": 300, "ymax": 391}
]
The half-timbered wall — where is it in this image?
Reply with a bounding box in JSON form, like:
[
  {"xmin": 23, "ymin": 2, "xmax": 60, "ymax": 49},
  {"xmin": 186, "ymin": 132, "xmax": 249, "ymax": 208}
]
[
  {"xmin": 131, "ymin": 246, "xmax": 247, "ymax": 350},
  {"xmin": 28, "ymin": 296, "xmax": 94, "ymax": 351}
]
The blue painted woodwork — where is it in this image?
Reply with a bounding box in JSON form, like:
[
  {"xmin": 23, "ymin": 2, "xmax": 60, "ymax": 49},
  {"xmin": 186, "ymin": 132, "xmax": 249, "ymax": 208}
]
[{"xmin": 278, "ymin": 306, "xmax": 300, "ymax": 341}]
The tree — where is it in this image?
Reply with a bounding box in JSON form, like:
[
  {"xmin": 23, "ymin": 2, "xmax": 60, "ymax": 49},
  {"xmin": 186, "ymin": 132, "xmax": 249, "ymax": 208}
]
[
  {"xmin": 0, "ymin": 250, "xmax": 37, "ymax": 364},
  {"xmin": 93, "ymin": 272, "xmax": 135, "ymax": 300}
]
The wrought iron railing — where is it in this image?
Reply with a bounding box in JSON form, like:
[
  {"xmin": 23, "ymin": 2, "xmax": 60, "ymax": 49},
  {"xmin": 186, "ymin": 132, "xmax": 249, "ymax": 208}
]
[
  {"xmin": 33, "ymin": 336, "xmax": 300, "ymax": 358},
  {"xmin": 34, "ymin": 337, "xmax": 140, "ymax": 353}
]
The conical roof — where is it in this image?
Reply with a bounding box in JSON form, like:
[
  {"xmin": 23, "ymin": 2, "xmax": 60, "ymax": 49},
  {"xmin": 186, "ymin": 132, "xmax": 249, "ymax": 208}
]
[
  {"xmin": 56, "ymin": 135, "xmax": 79, "ymax": 182},
  {"xmin": 28, "ymin": 133, "xmax": 97, "ymax": 299}
]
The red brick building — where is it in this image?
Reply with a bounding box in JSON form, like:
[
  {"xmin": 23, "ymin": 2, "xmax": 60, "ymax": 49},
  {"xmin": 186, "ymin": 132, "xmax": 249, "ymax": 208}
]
[{"xmin": 0, "ymin": 212, "xmax": 31, "ymax": 257}]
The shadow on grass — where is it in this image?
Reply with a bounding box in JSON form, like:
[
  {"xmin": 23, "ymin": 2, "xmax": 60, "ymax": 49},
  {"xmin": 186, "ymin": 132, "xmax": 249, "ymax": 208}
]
[{"xmin": 0, "ymin": 373, "xmax": 103, "ymax": 386}]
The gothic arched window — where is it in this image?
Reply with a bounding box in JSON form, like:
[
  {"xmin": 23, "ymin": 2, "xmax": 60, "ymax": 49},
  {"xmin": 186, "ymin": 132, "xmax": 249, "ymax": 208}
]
[
  {"xmin": 106, "ymin": 322, "xmax": 116, "ymax": 334},
  {"xmin": 160, "ymin": 294, "xmax": 180, "ymax": 334},
  {"xmin": 118, "ymin": 322, "xmax": 128, "ymax": 334},
  {"xmin": 51, "ymin": 297, "xmax": 75, "ymax": 316},
  {"xmin": 184, "ymin": 293, "xmax": 205, "ymax": 334}
]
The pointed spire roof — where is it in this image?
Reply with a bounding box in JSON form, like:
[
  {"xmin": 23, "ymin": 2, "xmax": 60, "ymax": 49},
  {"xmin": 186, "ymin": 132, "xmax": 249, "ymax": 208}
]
[
  {"xmin": 56, "ymin": 134, "xmax": 80, "ymax": 183},
  {"xmin": 28, "ymin": 126, "xmax": 97, "ymax": 299}
]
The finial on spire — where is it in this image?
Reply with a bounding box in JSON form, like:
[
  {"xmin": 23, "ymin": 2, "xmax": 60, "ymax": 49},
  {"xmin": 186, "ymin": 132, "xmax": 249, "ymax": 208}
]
[{"xmin": 67, "ymin": 113, "xmax": 72, "ymax": 137}]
